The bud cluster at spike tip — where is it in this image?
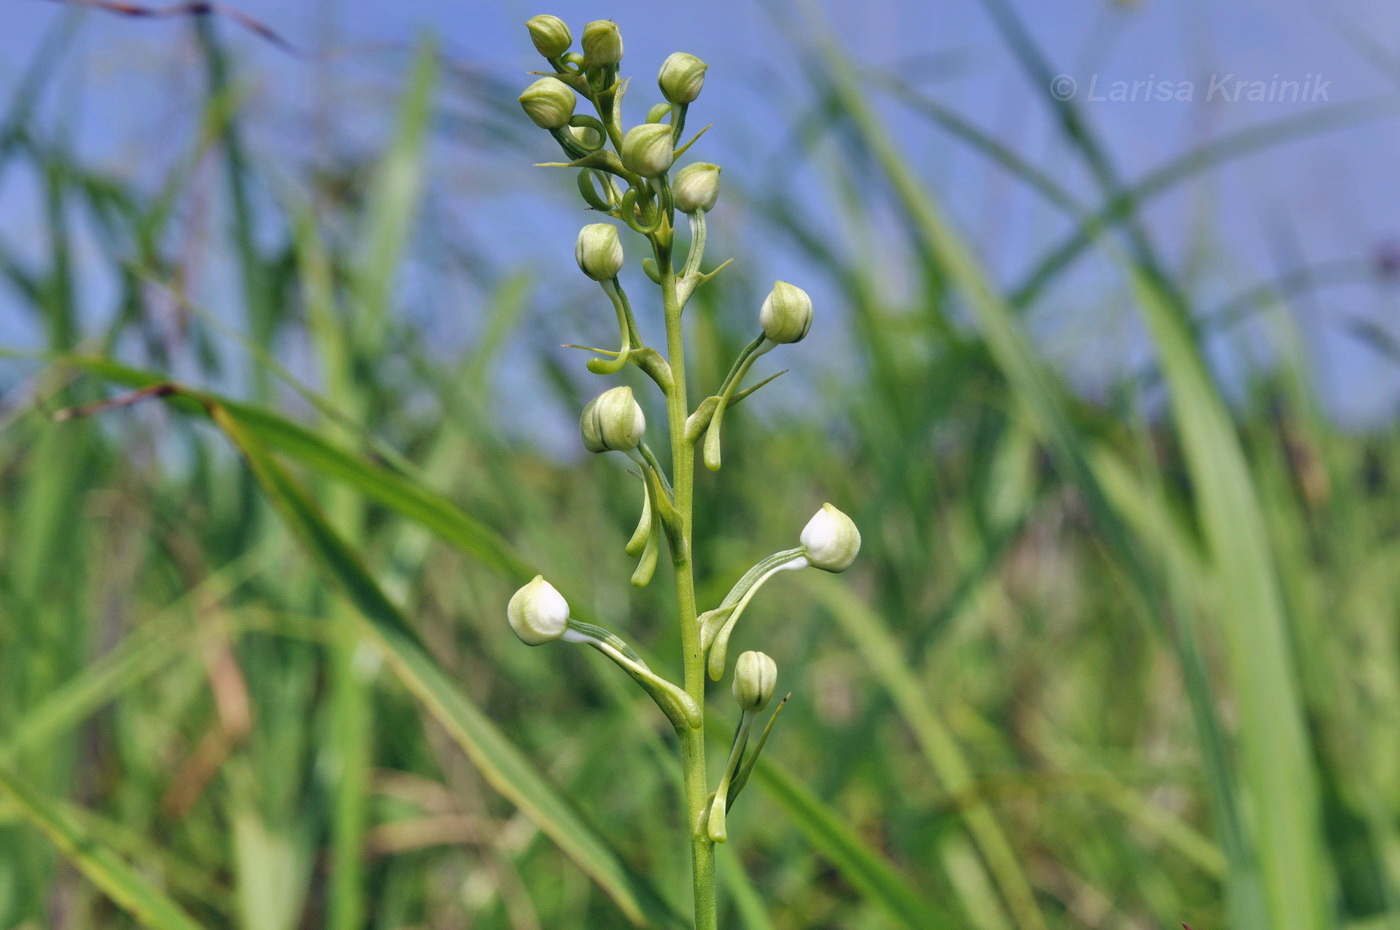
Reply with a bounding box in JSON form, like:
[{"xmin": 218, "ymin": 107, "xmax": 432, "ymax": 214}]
[
  {"xmin": 581, "ymin": 386, "xmax": 646, "ymax": 453},
  {"xmin": 759, "ymin": 281, "xmax": 813, "ymax": 344},
  {"xmin": 508, "ymin": 576, "xmax": 571, "ymax": 645},
  {"xmin": 518, "ymin": 77, "xmax": 576, "ymax": 130},
  {"xmin": 575, "ymin": 223, "xmax": 624, "ymax": 280},
  {"xmin": 621, "ymin": 123, "xmax": 675, "ymax": 178},
  {"xmin": 673, "ymin": 163, "xmax": 721, "ymax": 214},
  {"xmin": 800, "ymin": 503, "xmax": 861, "ymax": 572},
  {"xmin": 733, "ymin": 651, "xmax": 777, "ymax": 711}
]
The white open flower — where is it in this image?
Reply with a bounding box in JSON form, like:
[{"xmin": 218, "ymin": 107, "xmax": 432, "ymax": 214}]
[
  {"xmin": 799, "ymin": 503, "xmax": 860, "ymax": 573},
  {"xmin": 507, "ymin": 576, "xmax": 570, "ymax": 645}
]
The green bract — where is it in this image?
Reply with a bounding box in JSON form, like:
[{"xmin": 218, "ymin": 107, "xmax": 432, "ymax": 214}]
[
  {"xmin": 518, "ymin": 77, "xmax": 576, "ymax": 130},
  {"xmin": 620, "ymin": 123, "xmax": 674, "ymax": 178}
]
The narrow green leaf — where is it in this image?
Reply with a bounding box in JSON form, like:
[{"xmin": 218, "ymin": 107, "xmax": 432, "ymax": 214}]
[
  {"xmin": 803, "ymin": 574, "xmax": 1043, "ymax": 930},
  {"xmin": 716, "ymin": 849, "xmax": 776, "ymax": 930},
  {"xmin": 351, "ymin": 40, "xmax": 437, "ymax": 354},
  {"xmin": 202, "ymin": 402, "xmax": 684, "ymax": 928},
  {"xmin": 810, "ymin": 35, "xmax": 1259, "ymax": 927},
  {"xmin": 1128, "ymin": 265, "xmax": 1332, "ymax": 928},
  {"xmin": 57, "ymin": 356, "xmax": 532, "ymax": 581},
  {"xmin": 0, "ymin": 764, "xmax": 204, "ymax": 930},
  {"xmin": 751, "ymin": 757, "xmax": 961, "ymax": 929},
  {"xmin": 1009, "ymin": 98, "xmax": 1398, "ymax": 312}
]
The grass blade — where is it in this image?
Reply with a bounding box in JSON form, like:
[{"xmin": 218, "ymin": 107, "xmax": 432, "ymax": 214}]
[
  {"xmin": 199, "ymin": 400, "xmax": 683, "ymax": 928},
  {"xmin": 1127, "ymin": 264, "xmax": 1333, "ymax": 928},
  {"xmin": 808, "ymin": 33, "xmax": 1259, "ymax": 926},
  {"xmin": 57, "ymin": 356, "xmax": 532, "ymax": 580},
  {"xmin": 48, "ymin": 366, "xmax": 683, "ymax": 926},
  {"xmin": 350, "ymin": 40, "xmax": 437, "ymax": 354},
  {"xmin": 1008, "ymin": 98, "xmax": 1397, "ymax": 312},
  {"xmin": 751, "ymin": 757, "xmax": 962, "ymax": 929},
  {"xmin": 0, "ymin": 765, "xmax": 204, "ymax": 930},
  {"xmin": 802, "ymin": 573, "xmax": 1044, "ymax": 930}
]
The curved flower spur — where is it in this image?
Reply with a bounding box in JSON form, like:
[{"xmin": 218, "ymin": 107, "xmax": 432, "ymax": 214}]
[{"xmin": 508, "ymin": 17, "xmax": 861, "ymax": 928}]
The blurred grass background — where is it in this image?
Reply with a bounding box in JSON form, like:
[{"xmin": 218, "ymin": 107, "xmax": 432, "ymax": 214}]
[{"xmin": 2, "ymin": 2, "xmax": 1400, "ymax": 928}]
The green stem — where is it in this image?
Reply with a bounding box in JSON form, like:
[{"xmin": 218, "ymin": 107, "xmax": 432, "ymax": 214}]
[{"xmin": 658, "ymin": 221, "xmax": 716, "ymax": 930}]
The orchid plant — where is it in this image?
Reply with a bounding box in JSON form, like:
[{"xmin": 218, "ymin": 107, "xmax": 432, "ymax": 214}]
[{"xmin": 510, "ymin": 16, "xmax": 861, "ymax": 927}]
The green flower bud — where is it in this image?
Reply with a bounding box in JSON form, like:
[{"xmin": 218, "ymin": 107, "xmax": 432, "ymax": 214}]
[
  {"xmin": 733, "ymin": 651, "xmax": 777, "ymax": 711},
  {"xmin": 508, "ymin": 575, "xmax": 570, "ymax": 645},
  {"xmin": 580, "ymin": 386, "xmax": 646, "ymax": 454},
  {"xmin": 575, "ymin": 223, "xmax": 623, "ymax": 280},
  {"xmin": 518, "ymin": 77, "xmax": 576, "ymax": 130},
  {"xmin": 581, "ymin": 20, "xmax": 623, "ymax": 68},
  {"xmin": 658, "ymin": 52, "xmax": 707, "ymax": 104},
  {"xmin": 620, "ymin": 123, "xmax": 674, "ymax": 178},
  {"xmin": 759, "ymin": 280, "xmax": 813, "ymax": 344},
  {"xmin": 672, "ymin": 162, "xmax": 721, "ymax": 213},
  {"xmin": 526, "ymin": 14, "xmax": 571, "ymax": 58},
  {"xmin": 800, "ymin": 503, "xmax": 861, "ymax": 573}
]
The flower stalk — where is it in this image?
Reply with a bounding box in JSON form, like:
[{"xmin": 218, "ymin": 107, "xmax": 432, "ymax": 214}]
[{"xmin": 510, "ymin": 19, "xmax": 860, "ymax": 928}]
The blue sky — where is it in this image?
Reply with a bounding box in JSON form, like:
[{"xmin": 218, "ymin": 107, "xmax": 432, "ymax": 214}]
[{"xmin": 3, "ymin": 0, "xmax": 1399, "ymax": 424}]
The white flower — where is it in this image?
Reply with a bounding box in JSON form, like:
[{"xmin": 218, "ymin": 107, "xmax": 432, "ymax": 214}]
[
  {"xmin": 759, "ymin": 281, "xmax": 813, "ymax": 344},
  {"xmin": 799, "ymin": 503, "xmax": 860, "ymax": 573},
  {"xmin": 580, "ymin": 386, "xmax": 646, "ymax": 454},
  {"xmin": 620, "ymin": 123, "xmax": 674, "ymax": 178},
  {"xmin": 673, "ymin": 163, "xmax": 721, "ymax": 214},
  {"xmin": 507, "ymin": 576, "xmax": 570, "ymax": 645},
  {"xmin": 733, "ymin": 650, "xmax": 777, "ymax": 711},
  {"xmin": 658, "ymin": 52, "xmax": 707, "ymax": 104},
  {"xmin": 526, "ymin": 15, "xmax": 571, "ymax": 58},
  {"xmin": 518, "ymin": 78, "xmax": 576, "ymax": 130},
  {"xmin": 581, "ymin": 20, "xmax": 623, "ymax": 67},
  {"xmin": 575, "ymin": 223, "xmax": 624, "ymax": 280}
]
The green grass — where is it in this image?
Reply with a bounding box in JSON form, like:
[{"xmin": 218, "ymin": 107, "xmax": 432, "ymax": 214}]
[{"xmin": 1, "ymin": 10, "xmax": 1397, "ymax": 929}]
